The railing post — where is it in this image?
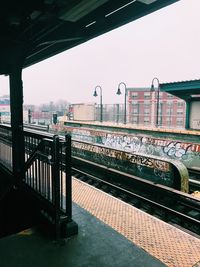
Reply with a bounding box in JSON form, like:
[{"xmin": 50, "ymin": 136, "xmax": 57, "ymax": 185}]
[
  {"xmin": 64, "ymin": 134, "xmax": 78, "ymax": 237},
  {"xmin": 65, "ymin": 134, "xmax": 72, "ymax": 221},
  {"xmin": 52, "ymin": 135, "xmax": 60, "ymax": 240}
]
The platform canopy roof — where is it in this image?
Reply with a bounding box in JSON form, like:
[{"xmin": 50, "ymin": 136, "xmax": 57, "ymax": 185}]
[
  {"xmin": 160, "ymin": 79, "xmax": 200, "ymax": 101},
  {"xmin": 0, "ymin": 0, "xmax": 179, "ymax": 75}
]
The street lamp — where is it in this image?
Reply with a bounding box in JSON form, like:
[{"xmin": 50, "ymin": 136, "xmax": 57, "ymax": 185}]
[
  {"xmin": 151, "ymin": 77, "xmax": 160, "ymax": 127},
  {"xmin": 28, "ymin": 109, "xmax": 32, "ymax": 124},
  {"xmin": 93, "ymin": 85, "xmax": 103, "ymax": 123},
  {"xmin": 116, "ymin": 82, "xmax": 127, "ymax": 124}
]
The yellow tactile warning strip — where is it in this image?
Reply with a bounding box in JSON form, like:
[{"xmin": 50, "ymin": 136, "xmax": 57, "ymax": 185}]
[
  {"xmin": 72, "ymin": 178, "xmax": 200, "ymax": 267},
  {"xmin": 17, "ymin": 229, "xmax": 33, "ymax": 236}
]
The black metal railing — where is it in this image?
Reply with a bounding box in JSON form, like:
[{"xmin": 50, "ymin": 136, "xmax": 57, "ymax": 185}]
[
  {"xmin": 24, "ymin": 133, "xmax": 71, "ymax": 208},
  {"xmin": 0, "ymin": 124, "xmax": 12, "ymax": 171},
  {"xmin": 0, "ymin": 124, "xmax": 72, "ymax": 239}
]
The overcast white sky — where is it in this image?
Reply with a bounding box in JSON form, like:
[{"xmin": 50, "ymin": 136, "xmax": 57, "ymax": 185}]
[{"xmin": 0, "ymin": 0, "xmax": 200, "ymax": 105}]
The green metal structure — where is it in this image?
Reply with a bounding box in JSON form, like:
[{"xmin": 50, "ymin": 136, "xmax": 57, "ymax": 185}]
[{"xmin": 160, "ymin": 79, "xmax": 200, "ymax": 129}]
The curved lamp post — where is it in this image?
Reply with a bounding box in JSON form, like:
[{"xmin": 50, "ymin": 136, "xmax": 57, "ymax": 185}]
[
  {"xmin": 116, "ymin": 82, "xmax": 127, "ymax": 124},
  {"xmin": 151, "ymin": 77, "xmax": 160, "ymax": 127},
  {"xmin": 93, "ymin": 85, "xmax": 103, "ymax": 122}
]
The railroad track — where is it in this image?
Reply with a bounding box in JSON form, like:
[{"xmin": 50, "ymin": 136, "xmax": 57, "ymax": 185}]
[
  {"xmin": 188, "ymin": 167, "xmax": 200, "ymax": 192},
  {"xmin": 189, "ymin": 179, "xmax": 200, "ymax": 193},
  {"xmin": 71, "ymin": 157, "xmax": 200, "ymax": 236}
]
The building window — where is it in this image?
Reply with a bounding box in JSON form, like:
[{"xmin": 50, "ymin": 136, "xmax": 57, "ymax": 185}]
[
  {"xmin": 166, "ymin": 108, "xmax": 173, "ymax": 115},
  {"xmin": 166, "ymin": 117, "xmax": 172, "ymax": 126},
  {"xmin": 177, "ymin": 118, "xmax": 184, "ymax": 126},
  {"xmin": 132, "ymin": 92, "xmax": 138, "ymax": 99},
  {"xmin": 167, "ymin": 94, "xmax": 174, "ymax": 98},
  {"xmin": 144, "ymin": 117, "xmax": 150, "ymax": 125},
  {"xmin": 132, "ymin": 118, "xmax": 139, "ymax": 123},
  {"xmin": 144, "ymin": 109, "xmax": 150, "ymax": 114},
  {"xmin": 133, "ymin": 108, "xmax": 138, "ymax": 114},
  {"xmin": 167, "ymin": 102, "xmax": 173, "ymax": 107},
  {"xmin": 177, "ymin": 110, "xmax": 183, "ymax": 115},
  {"xmin": 177, "ymin": 101, "xmax": 184, "ymax": 107},
  {"xmin": 144, "ymin": 92, "xmax": 151, "ymax": 99},
  {"xmin": 158, "ymin": 102, "xmax": 163, "ymax": 112},
  {"xmin": 144, "ymin": 103, "xmax": 150, "ymax": 108}
]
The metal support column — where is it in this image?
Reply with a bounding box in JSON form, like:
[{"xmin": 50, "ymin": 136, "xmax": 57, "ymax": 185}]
[
  {"xmin": 185, "ymin": 101, "xmax": 190, "ymax": 129},
  {"xmin": 9, "ymin": 50, "xmax": 25, "ymax": 185}
]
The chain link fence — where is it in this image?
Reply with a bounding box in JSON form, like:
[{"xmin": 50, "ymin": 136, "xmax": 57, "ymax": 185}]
[{"xmin": 94, "ymin": 102, "xmax": 186, "ymax": 128}]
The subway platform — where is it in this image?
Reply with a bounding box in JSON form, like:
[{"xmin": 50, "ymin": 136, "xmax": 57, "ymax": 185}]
[{"xmin": 0, "ymin": 178, "xmax": 200, "ymax": 267}]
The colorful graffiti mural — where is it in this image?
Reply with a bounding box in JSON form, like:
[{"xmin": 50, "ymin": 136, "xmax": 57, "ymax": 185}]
[
  {"xmin": 72, "ymin": 140, "xmax": 188, "ymax": 192},
  {"xmin": 65, "ymin": 126, "xmax": 200, "ymax": 169}
]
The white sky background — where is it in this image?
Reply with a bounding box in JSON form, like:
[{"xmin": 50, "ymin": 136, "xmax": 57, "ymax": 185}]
[{"xmin": 0, "ymin": 0, "xmax": 200, "ymax": 105}]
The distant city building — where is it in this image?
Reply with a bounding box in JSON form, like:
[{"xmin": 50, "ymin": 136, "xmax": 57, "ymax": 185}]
[
  {"xmin": 0, "ymin": 89, "xmax": 186, "ymax": 128},
  {"xmin": 31, "ymin": 110, "xmax": 51, "ymax": 125},
  {"xmin": 0, "ymin": 97, "xmax": 52, "ymax": 125},
  {"xmin": 72, "ymin": 103, "xmax": 95, "ymax": 121},
  {"xmin": 0, "ymin": 95, "xmax": 10, "ymax": 122},
  {"xmin": 127, "ymin": 88, "xmax": 186, "ymax": 128}
]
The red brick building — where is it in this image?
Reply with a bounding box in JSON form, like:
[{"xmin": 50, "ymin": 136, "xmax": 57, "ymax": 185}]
[{"xmin": 127, "ymin": 88, "xmax": 186, "ymax": 128}]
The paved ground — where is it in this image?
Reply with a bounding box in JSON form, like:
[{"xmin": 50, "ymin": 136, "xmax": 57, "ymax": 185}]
[
  {"xmin": 0, "ymin": 203, "xmax": 165, "ymax": 267},
  {"xmin": 72, "ymin": 178, "xmax": 200, "ymax": 267}
]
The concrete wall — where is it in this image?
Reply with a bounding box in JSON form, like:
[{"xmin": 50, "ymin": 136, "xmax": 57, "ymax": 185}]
[
  {"xmin": 72, "ymin": 140, "xmax": 188, "ymax": 192},
  {"xmin": 64, "ymin": 122, "xmax": 200, "ymax": 170}
]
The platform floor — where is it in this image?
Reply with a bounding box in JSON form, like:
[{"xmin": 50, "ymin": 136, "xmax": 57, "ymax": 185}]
[
  {"xmin": 72, "ymin": 178, "xmax": 200, "ymax": 267},
  {"xmin": 0, "ymin": 204, "xmax": 164, "ymax": 267},
  {"xmin": 0, "ymin": 177, "xmax": 200, "ymax": 267}
]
